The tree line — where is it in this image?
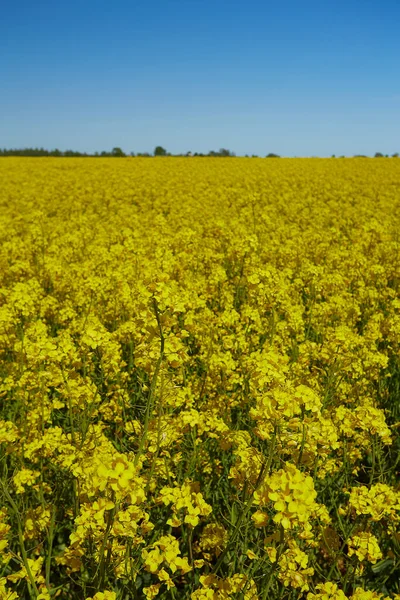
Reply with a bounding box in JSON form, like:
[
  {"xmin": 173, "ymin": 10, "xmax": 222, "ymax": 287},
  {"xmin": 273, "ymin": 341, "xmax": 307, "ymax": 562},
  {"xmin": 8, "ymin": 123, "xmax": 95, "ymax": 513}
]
[
  {"xmin": 0, "ymin": 146, "xmax": 279, "ymax": 158},
  {"xmin": 0, "ymin": 147, "xmax": 398, "ymax": 158}
]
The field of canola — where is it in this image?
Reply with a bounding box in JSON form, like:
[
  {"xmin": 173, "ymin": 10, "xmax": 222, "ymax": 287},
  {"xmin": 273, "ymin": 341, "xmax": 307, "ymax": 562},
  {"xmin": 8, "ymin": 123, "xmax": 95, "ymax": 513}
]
[{"xmin": 0, "ymin": 157, "xmax": 399, "ymax": 600}]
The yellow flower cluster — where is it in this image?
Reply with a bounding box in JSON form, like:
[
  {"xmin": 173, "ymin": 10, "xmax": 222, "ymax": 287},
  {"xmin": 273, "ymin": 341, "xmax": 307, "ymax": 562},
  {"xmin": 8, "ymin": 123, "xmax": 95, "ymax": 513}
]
[
  {"xmin": 0, "ymin": 157, "xmax": 399, "ymax": 598},
  {"xmin": 158, "ymin": 481, "xmax": 212, "ymax": 527},
  {"xmin": 191, "ymin": 573, "xmax": 259, "ymax": 599},
  {"xmin": 254, "ymin": 462, "xmax": 329, "ymax": 532},
  {"xmin": 347, "ymin": 532, "xmax": 383, "ymax": 563},
  {"xmin": 142, "ymin": 534, "xmax": 192, "ymax": 574},
  {"xmin": 308, "ymin": 582, "xmax": 400, "ymax": 600},
  {"xmin": 266, "ymin": 538, "xmax": 314, "ymax": 591},
  {"xmin": 348, "ymin": 484, "xmax": 400, "ymax": 522}
]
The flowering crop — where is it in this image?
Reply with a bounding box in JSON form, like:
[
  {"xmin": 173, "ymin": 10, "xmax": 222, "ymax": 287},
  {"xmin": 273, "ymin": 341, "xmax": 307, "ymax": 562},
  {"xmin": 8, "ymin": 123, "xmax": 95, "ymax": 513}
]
[{"xmin": 0, "ymin": 157, "xmax": 399, "ymax": 599}]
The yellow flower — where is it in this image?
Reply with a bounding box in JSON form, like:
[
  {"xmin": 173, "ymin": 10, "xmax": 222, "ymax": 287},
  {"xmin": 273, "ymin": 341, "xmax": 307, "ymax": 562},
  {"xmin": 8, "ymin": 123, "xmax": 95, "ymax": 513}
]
[
  {"xmin": 85, "ymin": 592, "xmax": 117, "ymax": 600},
  {"xmin": 12, "ymin": 468, "xmax": 40, "ymax": 494},
  {"xmin": 157, "ymin": 568, "xmax": 175, "ymax": 589},
  {"xmin": 252, "ymin": 510, "xmax": 269, "ymax": 527},
  {"xmin": 307, "ymin": 582, "xmax": 348, "ymax": 600},
  {"xmin": 348, "ymin": 532, "xmax": 383, "ymax": 563},
  {"xmin": 200, "ymin": 523, "xmax": 228, "ymax": 557},
  {"xmin": 143, "ymin": 584, "xmax": 161, "ymax": 599}
]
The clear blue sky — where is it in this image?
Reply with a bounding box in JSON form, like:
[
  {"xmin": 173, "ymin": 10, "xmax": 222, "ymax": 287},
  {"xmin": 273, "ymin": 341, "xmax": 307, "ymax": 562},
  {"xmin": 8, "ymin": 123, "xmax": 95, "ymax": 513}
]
[{"xmin": 1, "ymin": 0, "xmax": 399, "ymax": 156}]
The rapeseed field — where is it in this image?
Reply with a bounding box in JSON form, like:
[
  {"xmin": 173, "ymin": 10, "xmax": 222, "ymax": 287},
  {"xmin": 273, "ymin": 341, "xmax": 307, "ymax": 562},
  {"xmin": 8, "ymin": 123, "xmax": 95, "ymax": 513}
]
[{"xmin": 0, "ymin": 157, "xmax": 399, "ymax": 600}]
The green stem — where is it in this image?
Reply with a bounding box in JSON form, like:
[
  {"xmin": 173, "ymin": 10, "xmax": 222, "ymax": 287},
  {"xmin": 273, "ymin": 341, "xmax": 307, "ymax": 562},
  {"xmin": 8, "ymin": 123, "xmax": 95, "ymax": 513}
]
[
  {"xmin": 262, "ymin": 525, "xmax": 285, "ymax": 600},
  {"xmin": 135, "ymin": 298, "xmax": 164, "ymax": 466},
  {"xmin": 0, "ymin": 481, "xmax": 40, "ymax": 598},
  {"xmin": 212, "ymin": 452, "xmax": 271, "ymax": 576},
  {"xmin": 45, "ymin": 503, "xmax": 57, "ymax": 588}
]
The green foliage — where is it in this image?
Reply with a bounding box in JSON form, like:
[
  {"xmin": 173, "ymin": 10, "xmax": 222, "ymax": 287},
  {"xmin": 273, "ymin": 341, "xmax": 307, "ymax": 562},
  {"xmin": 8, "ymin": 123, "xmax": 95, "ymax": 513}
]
[
  {"xmin": 154, "ymin": 146, "xmax": 167, "ymax": 157},
  {"xmin": 111, "ymin": 147, "xmax": 126, "ymax": 157},
  {"xmin": 207, "ymin": 149, "xmax": 236, "ymax": 157}
]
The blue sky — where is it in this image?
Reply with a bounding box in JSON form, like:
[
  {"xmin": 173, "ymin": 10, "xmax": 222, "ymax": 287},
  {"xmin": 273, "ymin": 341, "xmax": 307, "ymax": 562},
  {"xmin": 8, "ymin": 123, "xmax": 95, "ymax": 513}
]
[{"xmin": 1, "ymin": 0, "xmax": 400, "ymax": 156}]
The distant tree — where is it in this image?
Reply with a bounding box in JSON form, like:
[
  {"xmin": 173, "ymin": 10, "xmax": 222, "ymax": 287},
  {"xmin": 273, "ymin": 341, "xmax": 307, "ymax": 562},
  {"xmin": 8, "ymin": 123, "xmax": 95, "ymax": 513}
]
[
  {"xmin": 207, "ymin": 148, "xmax": 235, "ymax": 157},
  {"xmin": 0, "ymin": 147, "xmax": 84, "ymax": 157},
  {"xmin": 219, "ymin": 148, "xmax": 234, "ymax": 157},
  {"xmin": 392, "ymin": 152, "xmax": 399, "ymax": 157},
  {"xmin": 154, "ymin": 146, "xmax": 167, "ymax": 156},
  {"xmin": 111, "ymin": 147, "xmax": 126, "ymax": 157},
  {"xmin": 266, "ymin": 153, "xmax": 280, "ymax": 158},
  {"xmin": 374, "ymin": 152, "xmax": 384, "ymax": 158},
  {"xmin": 331, "ymin": 155, "xmax": 336, "ymax": 158},
  {"xmin": 130, "ymin": 152, "xmax": 136, "ymax": 157}
]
